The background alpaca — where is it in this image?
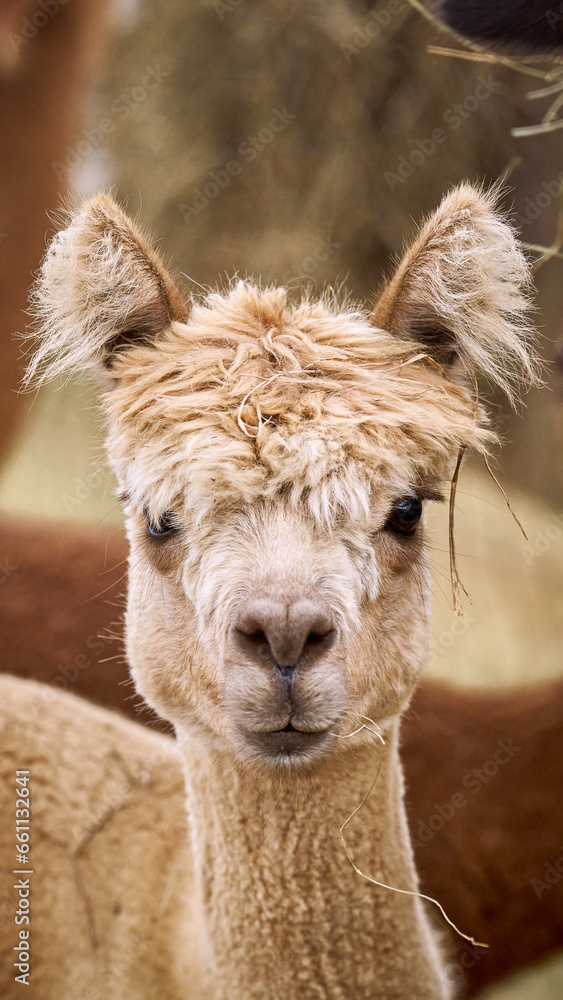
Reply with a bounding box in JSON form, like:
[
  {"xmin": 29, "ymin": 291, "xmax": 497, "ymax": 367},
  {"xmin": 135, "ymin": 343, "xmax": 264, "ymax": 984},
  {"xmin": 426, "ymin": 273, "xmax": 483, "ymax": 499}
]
[
  {"xmin": 0, "ymin": 183, "xmax": 538, "ymax": 999},
  {"xmin": 0, "ymin": 0, "xmax": 109, "ymax": 456}
]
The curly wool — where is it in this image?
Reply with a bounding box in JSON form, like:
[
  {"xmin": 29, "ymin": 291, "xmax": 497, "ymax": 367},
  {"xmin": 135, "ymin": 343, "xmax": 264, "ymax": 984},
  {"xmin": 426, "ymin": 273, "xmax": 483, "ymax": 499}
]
[{"xmin": 105, "ymin": 281, "xmax": 494, "ymax": 528}]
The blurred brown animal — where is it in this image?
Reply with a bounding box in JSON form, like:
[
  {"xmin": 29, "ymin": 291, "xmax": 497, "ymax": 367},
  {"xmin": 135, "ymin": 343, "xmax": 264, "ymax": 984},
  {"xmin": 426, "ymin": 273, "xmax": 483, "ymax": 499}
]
[
  {"xmin": 0, "ymin": 0, "xmax": 108, "ymax": 458},
  {"xmin": 1, "ymin": 515, "xmax": 561, "ymax": 997},
  {"xmin": 403, "ymin": 680, "xmax": 563, "ymax": 994}
]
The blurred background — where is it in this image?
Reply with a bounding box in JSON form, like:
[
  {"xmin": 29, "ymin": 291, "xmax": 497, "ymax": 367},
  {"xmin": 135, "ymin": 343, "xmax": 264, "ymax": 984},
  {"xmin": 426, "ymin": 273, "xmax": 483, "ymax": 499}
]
[{"xmin": 0, "ymin": 1, "xmax": 562, "ymax": 997}]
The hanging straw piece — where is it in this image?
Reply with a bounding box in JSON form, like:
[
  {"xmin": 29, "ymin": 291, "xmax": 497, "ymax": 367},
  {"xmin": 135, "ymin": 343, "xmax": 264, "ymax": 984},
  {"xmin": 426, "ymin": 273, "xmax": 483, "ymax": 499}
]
[
  {"xmin": 527, "ymin": 185, "xmax": 563, "ymax": 271},
  {"xmin": 338, "ymin": 716, "xmax": 488, "ymax": 951},
  {"xmin": 398, "ymin": 352, "xmax": 449, "ymax": 379},
  {"xmin": 483, "ymin": 456, "xmax": 528, "ymax": 540},
  {"xmin": 497, "ymin": 154, "xmax": 522, "ymax": 186},
  {"xmin": 512, "ymin": 117, "xmax": 563, "ymax": 137},
  {"xmin": 527, "ymin": 80, "xmax": 563, "ymax": 100},
  {"xmin": 542, "ymin": 90, "xmax": 563, "ymax": 124},
  {"xmin": 522, "ymin": 243, "xmax": 563, "ymax": 264},
  {"xmin": 427, "ymin": 45, "xmax": 502, "ymax": 66},
  {"xmin": 333, "ymin": 713, "xmax": 385, "ymax": 743},
  {"xmin": 449, "ymin": 446, "xmax": 470, "ymax": 616}
]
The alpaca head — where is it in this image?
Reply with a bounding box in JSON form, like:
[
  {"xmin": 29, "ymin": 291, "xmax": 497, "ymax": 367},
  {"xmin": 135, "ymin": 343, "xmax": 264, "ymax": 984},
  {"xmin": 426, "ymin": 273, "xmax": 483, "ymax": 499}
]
[{"xmin": 29, "ymin": 186, "xmax": 536, "ymax": 772}]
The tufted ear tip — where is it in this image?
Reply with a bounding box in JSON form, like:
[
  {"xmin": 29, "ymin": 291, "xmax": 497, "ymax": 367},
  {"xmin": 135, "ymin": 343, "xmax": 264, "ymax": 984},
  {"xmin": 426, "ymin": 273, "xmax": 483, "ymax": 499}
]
[
  {"xmin": 371, "ymin": 182, "xmax": 541, "ymax": 409},
  {"xmin": 25, "ymin": 192, "xmax": 188, "ymax": 388}
]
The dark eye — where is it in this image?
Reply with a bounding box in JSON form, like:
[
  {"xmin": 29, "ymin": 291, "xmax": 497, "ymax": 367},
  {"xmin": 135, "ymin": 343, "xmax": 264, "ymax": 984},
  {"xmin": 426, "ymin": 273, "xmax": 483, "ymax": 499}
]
[
  {"xmin": 145, "ymin": 510, "xmax": 178, "ymax": 538},
  {"xmin": 385, "ymin": 496, "xmax": 423, "ymax": 536}
]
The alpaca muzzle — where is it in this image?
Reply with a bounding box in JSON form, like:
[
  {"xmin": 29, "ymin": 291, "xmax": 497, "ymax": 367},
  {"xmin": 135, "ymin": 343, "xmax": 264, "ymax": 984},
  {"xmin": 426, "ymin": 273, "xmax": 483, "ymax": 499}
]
[{"xmin": 224, "ymin": 595, "xmax": 345, "ymax": 765}]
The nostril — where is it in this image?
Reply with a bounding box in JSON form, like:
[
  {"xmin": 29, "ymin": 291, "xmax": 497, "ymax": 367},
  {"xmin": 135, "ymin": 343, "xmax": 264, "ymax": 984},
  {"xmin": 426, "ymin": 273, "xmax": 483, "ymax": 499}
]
[
  {"xmin": 237, "ymin": 627, "xmax": 268, "ymax": 645},
  {"xmin": 234, "ymin": 627, "xmax": 272, "ymax": 659},
  {"xmin": 305, "ymin": 628, "xmax": 335, "ymax": 646},
  {"xmin": 307, "ymin": 632, "xmax": 323, "ymax": 645}
]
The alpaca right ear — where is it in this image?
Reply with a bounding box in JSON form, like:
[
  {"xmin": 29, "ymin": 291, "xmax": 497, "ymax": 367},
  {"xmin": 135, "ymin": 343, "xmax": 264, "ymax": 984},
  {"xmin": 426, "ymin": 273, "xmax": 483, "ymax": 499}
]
[
  {"xmin": 26, "ymin": 194, "xmax": 188, "ymax": 386},
  {"xmin": 371, "ymin": 183, "xmax": 539, "ymax": 407}
]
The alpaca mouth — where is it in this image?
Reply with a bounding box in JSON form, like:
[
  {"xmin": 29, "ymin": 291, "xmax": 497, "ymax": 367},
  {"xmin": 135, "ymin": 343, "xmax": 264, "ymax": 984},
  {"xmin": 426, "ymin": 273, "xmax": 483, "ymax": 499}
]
[{"xmin": 244, "ymin": 722, "xmax": 330, "ymax": 758}]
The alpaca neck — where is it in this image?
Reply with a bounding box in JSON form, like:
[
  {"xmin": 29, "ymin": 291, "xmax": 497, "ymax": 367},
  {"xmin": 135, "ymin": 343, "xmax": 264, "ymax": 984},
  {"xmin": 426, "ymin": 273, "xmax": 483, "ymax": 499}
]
[{"xmin": 178, "ymin": 721, "xmax": 449, "ymax": 1000}]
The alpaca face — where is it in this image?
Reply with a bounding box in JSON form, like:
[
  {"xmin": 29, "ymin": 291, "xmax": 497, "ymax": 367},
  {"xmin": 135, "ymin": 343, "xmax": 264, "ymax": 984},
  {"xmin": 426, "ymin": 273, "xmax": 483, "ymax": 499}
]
[
  {"xmin": 124, "ymin": 458, "xmax": 436, "ymax": 770},
  {"xmin": 28, "ymin": 186, "xmax": 536, "ymax": 771}
]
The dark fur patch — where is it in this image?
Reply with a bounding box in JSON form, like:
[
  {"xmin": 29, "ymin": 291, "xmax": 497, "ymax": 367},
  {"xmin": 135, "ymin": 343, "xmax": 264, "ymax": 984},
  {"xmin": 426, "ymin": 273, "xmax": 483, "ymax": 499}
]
[
  {"xmin": 437, "ymin": 0, "xmax": 563, "ymax": 54},
  {"xmin": 103, "ymin": 300, "xmax": 172, "ymax": 368}
]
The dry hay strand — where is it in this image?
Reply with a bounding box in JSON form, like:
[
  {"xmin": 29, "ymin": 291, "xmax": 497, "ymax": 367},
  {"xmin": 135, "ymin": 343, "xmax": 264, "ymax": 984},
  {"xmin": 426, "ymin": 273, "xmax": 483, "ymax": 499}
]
[{"xmin": 336, "ymin": 712, "xmax": 488, "ymax": 950}]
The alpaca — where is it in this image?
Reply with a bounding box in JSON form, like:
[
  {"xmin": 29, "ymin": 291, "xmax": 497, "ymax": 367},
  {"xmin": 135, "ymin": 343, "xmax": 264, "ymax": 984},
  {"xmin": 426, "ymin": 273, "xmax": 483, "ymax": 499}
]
[
  {"xmin": 0, "ymin": 183, "xmax": 538, "ymax": 999},
  {"xmin": 2, "ymin": 515, "xmax": 563, "ymax": 996}
]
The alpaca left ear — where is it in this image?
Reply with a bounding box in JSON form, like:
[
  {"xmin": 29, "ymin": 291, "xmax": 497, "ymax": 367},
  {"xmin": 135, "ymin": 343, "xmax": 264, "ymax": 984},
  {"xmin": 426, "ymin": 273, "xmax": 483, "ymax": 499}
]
[
  {"xmin": 26, "ymin": 193, "xmax": 188, "ymax": 386},
  {"xmin": 371, "ymin": 183, "xmax": 539, "ymax": 406}
]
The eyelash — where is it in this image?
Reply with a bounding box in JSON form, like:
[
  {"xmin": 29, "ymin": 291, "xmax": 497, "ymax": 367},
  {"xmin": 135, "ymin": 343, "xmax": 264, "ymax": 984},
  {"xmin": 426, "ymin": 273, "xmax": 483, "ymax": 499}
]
[{"xmin": 144, "ymin": 510, "xmax": 178, "ymax": 538}]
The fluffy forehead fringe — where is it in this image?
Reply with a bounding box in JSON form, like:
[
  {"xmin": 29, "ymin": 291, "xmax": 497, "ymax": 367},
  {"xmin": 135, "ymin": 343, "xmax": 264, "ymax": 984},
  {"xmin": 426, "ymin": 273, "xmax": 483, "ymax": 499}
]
[{"xmin": 105, "ymin": 281, "xmax": 492, "ymax": 525}]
